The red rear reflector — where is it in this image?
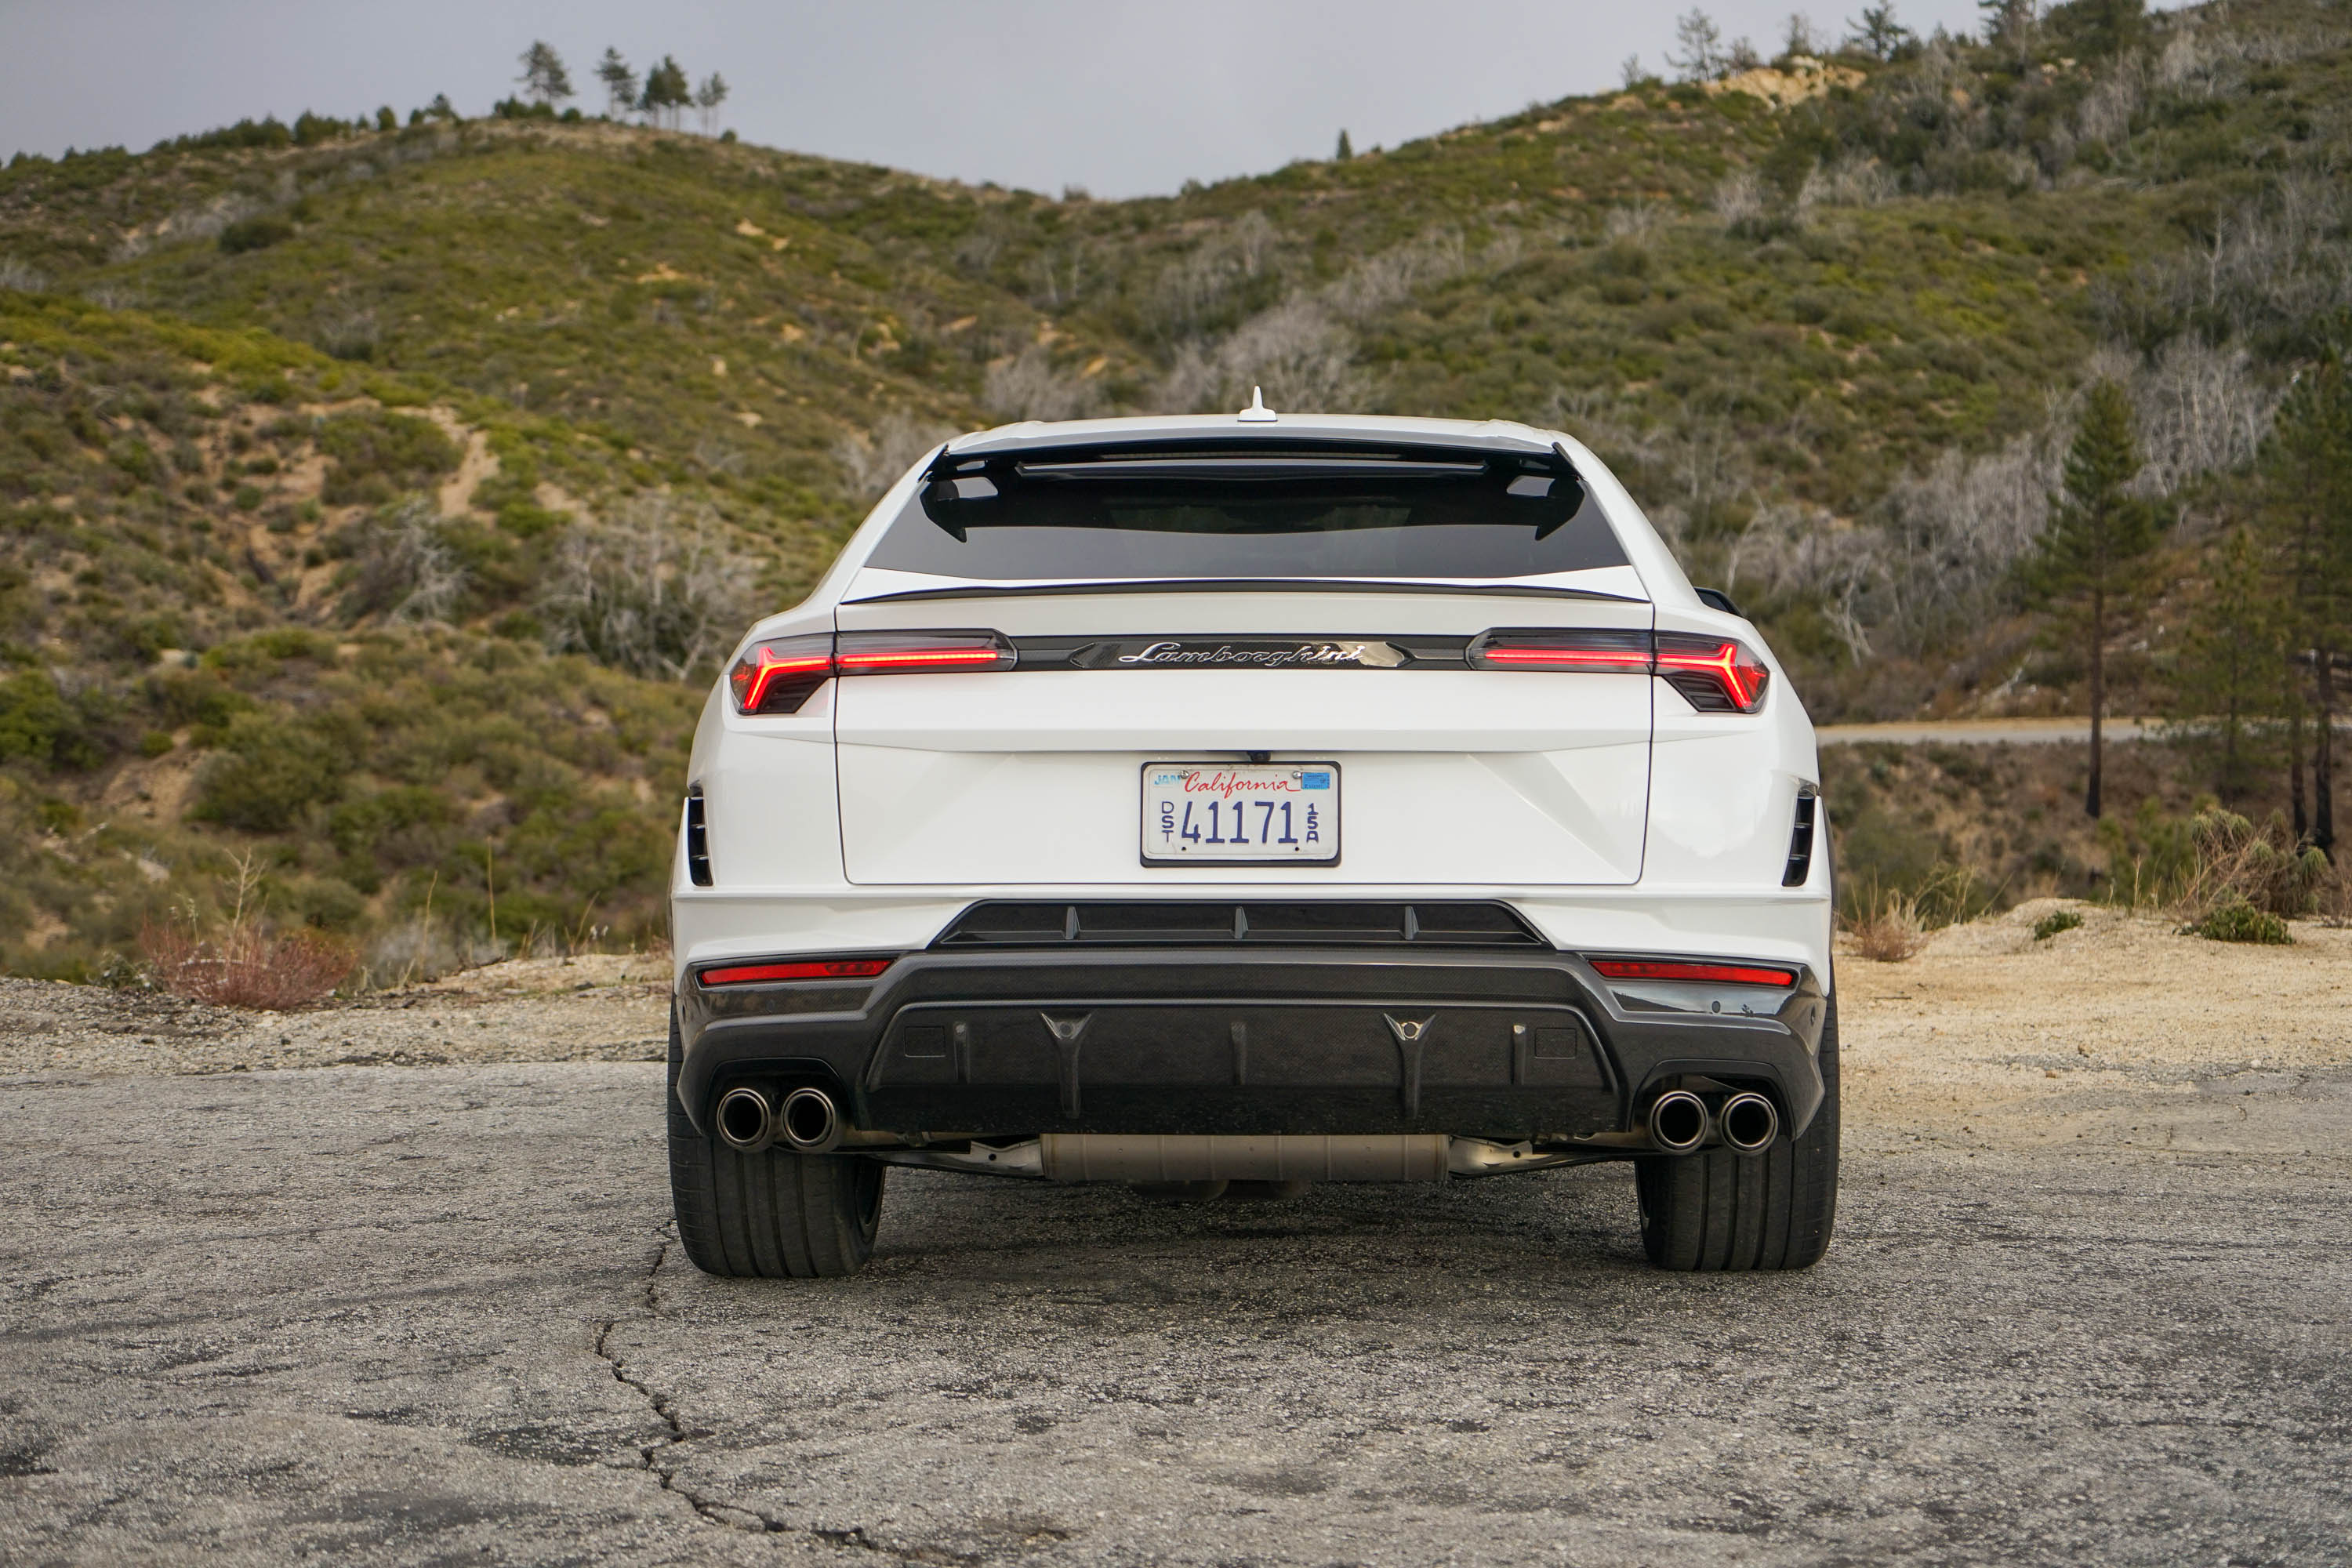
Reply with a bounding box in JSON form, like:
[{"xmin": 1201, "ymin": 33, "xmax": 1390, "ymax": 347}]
[
  {"xmin": 699, "ymin": 958, "xmax": 892, "ymax": 986},
  {"xmin": 1591, "ymin": 959, "xmax": 1798, "ymax": 987}
]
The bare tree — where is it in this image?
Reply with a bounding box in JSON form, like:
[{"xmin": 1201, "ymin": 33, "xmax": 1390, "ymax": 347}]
[
  {"xmin": 341, "ymin": 498, "xmax": 466, "ymax": 626},
  {"xmin": 1157, "ymin": 299, "xmax": 1365, "ymax": 414},
  {"xmin": 536, "ymin": 497, "xmax": 750, "ymax": 681},
  {"xmin": 833, "ymin": 412, "xmax": 960, "ymax": 499},
  {"xmin": 983, "ymin": 349, "xmax": 1109, "ymax": 423},
  {"xmin": 1711, "ymin": 170, "xmax": 1768, "ymax": 227}
]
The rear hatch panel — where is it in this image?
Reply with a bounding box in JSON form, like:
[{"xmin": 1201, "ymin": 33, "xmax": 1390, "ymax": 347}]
[{"xmin": 833, "ymin": 590, "xmax": 1653, "ymax": 887}]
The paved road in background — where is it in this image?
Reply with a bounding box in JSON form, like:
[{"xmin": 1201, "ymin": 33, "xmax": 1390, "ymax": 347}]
[
  {"xmin": 4, "ymin": 1064, "xmax": 2347, "ymax": 1566},
  {"xmin": 1819, "ymin": 717, "xmax": 2351, "ymax": 745},
  {"xmin": 1819, "ymin": 718, "xmax": 2154, "ymax": 746}
]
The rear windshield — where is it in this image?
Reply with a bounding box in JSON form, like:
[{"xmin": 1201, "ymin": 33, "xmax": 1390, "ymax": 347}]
[{"xmin": 862, "ymin": 443, "xmax": 1628, "ymax": 582}]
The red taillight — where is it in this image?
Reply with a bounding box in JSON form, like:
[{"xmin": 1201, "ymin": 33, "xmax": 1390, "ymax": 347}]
[
  {"xmin": 1591, "ymin": 958, "xmax": 1798, "ymax": 987},
  {"xmin": 728, "ymin": 630, "xmax": 1014, "ymax": 714},
  {"xmin": 1654, "ymin": 633, "xmax": 1770, "ymax": 714},
  {"xmin": 730, "ymin": 633, "xmax": 835, "ymax": 715},
  {"xmin": 833, "ymin": 630, "xmax": 1015, "ymax": 675},
  {"xmin": 699, "ymin": 957, "xmax": 893, "ymax": 986},
  {"xmin": 1467, "ymin": 629, "xmax": 1654, "ymax": 672},
  {"xmin": 1468, "ymin": 629, "xmax": 1769, "ymax": 714}
]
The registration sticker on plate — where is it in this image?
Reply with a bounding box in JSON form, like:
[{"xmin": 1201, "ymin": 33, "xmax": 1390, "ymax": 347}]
[{"xmin": 1142, "ymin": 762, "xmax": 1339, "ymax": 865}]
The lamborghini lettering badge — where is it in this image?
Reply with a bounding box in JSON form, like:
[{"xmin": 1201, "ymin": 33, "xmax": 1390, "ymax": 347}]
[{"xmin": 1082, "ymin": 639, "xmax": 1407, "ymax": 670}]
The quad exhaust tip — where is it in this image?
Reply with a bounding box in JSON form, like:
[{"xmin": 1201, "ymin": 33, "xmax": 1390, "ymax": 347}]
[
  {"xmin": 715, "ymin": 1086, "xmax": 843, "ymax": 1154},
  {"xmin": 779, "ymin": 1087, "xmax": 841, "ymax": 1153},
  {"xmin": 715, "ymin": 1086, "xmax": 776, "ymax": 1153},
  {"xmin": 1647, "ymin": 1090, "xmax": 1710, "ymax": 1155},
  {"xmin": 1719, "ymin": 1091, "xmax": 1780, "ymax": 1155}
]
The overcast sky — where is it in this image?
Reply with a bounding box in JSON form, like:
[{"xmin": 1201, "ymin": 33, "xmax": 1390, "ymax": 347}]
[{"xmin": 7, "ymin": 0, "xmax": 2023, "ymax": 198}]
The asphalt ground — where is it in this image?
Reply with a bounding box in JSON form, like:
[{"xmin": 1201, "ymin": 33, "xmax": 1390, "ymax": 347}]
[{"xmin": 3, "ymin": 1055, "xmax": 2348, "ymax": 1567}]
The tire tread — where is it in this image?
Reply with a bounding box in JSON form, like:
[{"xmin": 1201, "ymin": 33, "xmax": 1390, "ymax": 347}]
[
  {"xmin": 1635, "ymin": 996, "xmax": 1840, "ymax": 1272},
  {"xmin": 667, "ymin": 1009, "xmax": 884, "ymax": 1279}
]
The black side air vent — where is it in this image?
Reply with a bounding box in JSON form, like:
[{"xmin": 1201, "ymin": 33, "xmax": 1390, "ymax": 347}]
[
  {"xmin": 1782, "ymin": 790, "xmax": 1817, "ymax": 888},
  {"xmin": 935, "ymin": 901, "xmax": 1547, "ymax": 949},
  {"xmin": 684, "ymin": 787, "xmax": 713, "ymax": 887}
]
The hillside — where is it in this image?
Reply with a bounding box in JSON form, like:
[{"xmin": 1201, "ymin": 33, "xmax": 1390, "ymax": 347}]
[{"xmin": 2, "ymin": 0, "xmax": 2347, "ymax": 978}]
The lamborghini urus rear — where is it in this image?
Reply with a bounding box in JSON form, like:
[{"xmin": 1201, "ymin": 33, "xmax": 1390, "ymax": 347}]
[{"xmin": 666, "ymin": 405, "xmax": 1836, "ymax": 1277}]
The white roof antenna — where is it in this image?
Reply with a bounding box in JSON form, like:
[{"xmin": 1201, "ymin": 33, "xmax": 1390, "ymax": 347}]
[{"xmin": 1236, "ymin": 385, "xmax": 1279, "ymax": 423}]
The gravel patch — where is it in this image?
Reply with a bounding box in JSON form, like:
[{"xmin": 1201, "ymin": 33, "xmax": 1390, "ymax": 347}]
[{"xmin": 0, "ymin": 954, "xmax": 673, "ymax": 1078}]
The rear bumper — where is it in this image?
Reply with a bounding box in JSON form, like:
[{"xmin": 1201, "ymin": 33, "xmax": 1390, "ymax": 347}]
[{"xmin": 676, "ymin": 946, "xmax": 1828, "ymax": 1146}]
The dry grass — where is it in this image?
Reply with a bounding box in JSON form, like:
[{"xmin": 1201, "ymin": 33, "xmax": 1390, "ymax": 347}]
[
  {"xmin": 1846, "ymin": 887, "xmax": 1929, "ymax": 962},
  {"xmin": 140, "ymin": 924, "xmax": 354, "ymax": 1009}
]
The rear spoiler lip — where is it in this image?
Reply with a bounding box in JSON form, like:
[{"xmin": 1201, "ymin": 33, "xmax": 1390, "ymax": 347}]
[{"xmin": 840, "ymin": 577, "xmax": 1650, "ymax": 606}]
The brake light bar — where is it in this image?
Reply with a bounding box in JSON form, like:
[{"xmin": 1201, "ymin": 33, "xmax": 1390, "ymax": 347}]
[
  {"xmin": 834, "ymin": 632, "xmax": 1015, "ymax": 673},
  {"xmin": 1591, "ymin": 958, "xmax": 1798, "ymax": 987},
  {"xmin": 1468, "ymin": 629, "xmax": 1770, "ymax": 714},
  {"xmin": 699, "ymin": 957, "xmax": 894, "ymax": 986},
  {"xmin": 730, "ymin": 630, "xmax": 1015, "ymax": 714},
  {"xmin": 1467, "ymin": 629, "xmax": 1653, "ymax": 671}
]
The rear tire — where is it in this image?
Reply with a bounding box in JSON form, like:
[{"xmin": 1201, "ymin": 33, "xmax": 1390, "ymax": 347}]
[
  {"xmin": 1632, "ymin": 993, "xmax": 1839, "ymax": 1272},
  {"xmin": 667, "ymin": 1009, "xmax": 884, "ymax": 1279}
]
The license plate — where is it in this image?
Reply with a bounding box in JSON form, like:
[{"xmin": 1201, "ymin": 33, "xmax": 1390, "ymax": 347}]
[{"xmin": 1142, "ymin": 762, "xmax": 1339, "ymax": 865}]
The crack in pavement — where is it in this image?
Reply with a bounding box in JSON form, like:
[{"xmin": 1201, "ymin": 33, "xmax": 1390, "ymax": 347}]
[{"xmin": 591, "ymin": 1229, "xmax": 895, "ymax": 1554}]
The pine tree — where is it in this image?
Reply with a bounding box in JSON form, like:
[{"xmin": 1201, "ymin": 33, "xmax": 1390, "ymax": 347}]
[
  {"xmin": 1976, "ymin": 0, "xmax": 2036, "ymax": 47},
  {"xmin": 2260, "ymin": 354, "xmax": 2352, "ymax": 852},
  {"xmin": 639, "ymin": 56, "xmax": 691, "ymax": 129},
  {"xmin": 2168, "ymin": 527, "xmax": 2281, "ymax": 803},
  {"xmin": 695, "ymin": 73, "xmax": 729, "ymax": 136},
  {"xmin": 517, "ymin": 42, "xmax": 574, "ymax": 107},
  {"xmin": 1668, "ymin": 9, "xmax": 1726, "ymax": 80},
  {"xmin": 2029, "ymin": 379, "xmax": 2159, "ymax": 818},
  {"xmin": 1334, "ymin": 129, "xmax": 1353, "ymax": 162},
  {"xmin": 1849, "ymin": 2, "xmax": 1914, "ymax": 60},
  {"xmin": 596, "ymin": 49, "xmax": 638, "ymax": 119}
]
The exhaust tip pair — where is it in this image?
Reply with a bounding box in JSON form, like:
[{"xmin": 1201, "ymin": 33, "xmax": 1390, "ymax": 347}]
[
  {"xmin": 714, "ymin": 1085, "xmax": 841, "ymax": 1154},
  {"xmin": 1646, "ymin": 1089, "xmax": 1778, "ymax": 1156}
]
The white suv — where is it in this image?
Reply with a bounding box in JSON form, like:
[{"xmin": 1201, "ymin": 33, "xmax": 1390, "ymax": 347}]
[{"xmin": 666, "ymin": 406, "xmax": 1836, "ymax": 1277}]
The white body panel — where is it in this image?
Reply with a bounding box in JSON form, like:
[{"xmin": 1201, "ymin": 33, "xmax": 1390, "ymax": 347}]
[
  {"xmin": 832, "ymin": 590, "xmax": 1653, "ymax": 887},
  {"xmin": 677, "ymin": 413, "xmax": 1828, "ymax": 989}
]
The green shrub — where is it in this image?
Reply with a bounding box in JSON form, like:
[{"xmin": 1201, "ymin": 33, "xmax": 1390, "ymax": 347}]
[
  {"xmin": 318, "ymin": 410, "xmax": 460, "ymax": 505},
  {"xmin": 0, "ymin": 671, "xmax": 80, "ymax": 767},
  {"xmin": 2031, "ymin": 909, "xmax": 2082, "ymax": 941},
  {"xmin": 2187, "ymin": 902, "xmax": 2291, "ymax": 945},
  {"xmin": 189, "ymin": 713, "xmax": 352, "ymax": 831},
  {"xmin": 219, "ymin": 215, "xmax": 295, "ymax": 254},
  {"xmin": 138, "ymin": 730, "xmax": 174, "ymax": 757},
  {"xmin": 285, "ymin": 874, "xmax": 368, "ymax": 931}
]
